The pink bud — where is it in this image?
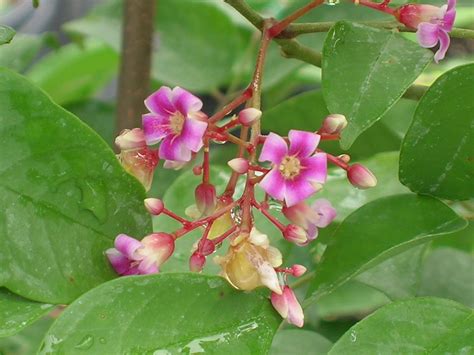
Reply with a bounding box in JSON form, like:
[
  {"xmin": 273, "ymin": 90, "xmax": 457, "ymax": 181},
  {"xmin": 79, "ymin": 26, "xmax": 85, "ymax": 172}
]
[
  {"xmin": 227, "ymin": 158, "xmax": 249, "ymax": 174},
  {"xmin": 195, "ymin": 183, "xmax": 217, "ymax": 216},
  {"xmin": 115, "ymin": 128, "xmax": 146, "ymax": 150},
  {"xmin": 271, "ymin": 286, "xmax": 304, "ymax": 328},
  {"xmin": 283, "ymin": 225, "xmax": 308, "ymax": 246},
  {"xmin": 144, "ymin": 198, "xmax": 164, "ymax": 215},
  {"xmin": 140, "ymin": 233, "xmax": 175, "ymax": 268},
  {"xmin": 238, "ymin": 108, "xmax": 262, "ymax": 126},
  {"xmin": 347, "ymin": 164, "xmax": 377, "ymax": 189},
  {"xmin": 291, "ymin": 264, "xmax": 307, "ymax": 278},
  {"xmin": 320, "ymin": 114, "xmax": 347, "ymax": 135},
  {"xmin": 189, "ymin": 252, "xmax": 206, "ymax": 272},
  {"xmin": 117, "ymin": 147, "xmax": 159, "ymax": 191},
  {"xmin": 394, "ymin": 4, "xmax": 442, "ymax": 29},
  {"xmin": 199, "ymin": 238, "xmax": 216, "ymax": 256}
]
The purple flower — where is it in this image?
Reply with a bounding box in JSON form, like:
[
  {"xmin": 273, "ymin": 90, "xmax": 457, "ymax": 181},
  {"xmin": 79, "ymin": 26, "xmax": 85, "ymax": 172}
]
[
  {"xmin": 282, "ymin": 198, "xmax": 337, "ymax": 242},
  {"xmin": 258, "ymin": 130, "xmax": 327, "ymax": 207},
  {"xmin": 142, "ymin": 86, "xmax": 208, "ymax": 163},
  {"xmin": 395, "ymin": 0, "xmax": 456, "ymax": 62},
  {"xmin": 106, "ymin": 233, "xmax": 175, "ymax": 276}
]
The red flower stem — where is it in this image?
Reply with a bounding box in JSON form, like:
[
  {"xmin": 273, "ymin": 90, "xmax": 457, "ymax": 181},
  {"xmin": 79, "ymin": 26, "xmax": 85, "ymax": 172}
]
[
  {"xmin": 225, "ymin": 132, "xmax": 252, "ymax": 149},
  {"xmin": 252, "ymin": 200, "xmax": 286, "ymax": 232},
  {"xmin": 197, "ymin": 223, "xmax": 213, "ymax": 252},
  {"xmin": 321, "ymin": 149, "xmax": 349, "ymax": 170},
  {"xmin": 217, "ymin": 118, "xmax": 239, "ymax": 132},
  {"xmin": 211, "ymin": 225, "xmax": 239, "ymax": 246},
  {"xmin": 275, "ymin": 267, "xmax": 293, "ymax": 274},
  {"xmin": 223, "ymin": 126, "xmax": 249, "ymax": 197},
  {"xmin": 269, "ymin": 0, "xmax": 325, "ymax": 38},
  {"xmin": 172, "ymin": 200, "xmax": 240, "ymax": 239},
  {"xmin": 208, "ymin": 87, "xmax": 253, "ymax": 124},
  {"xmin": 248, "ymin": 165, "xmax": 269, "ymax": 173},
  {"xmin": 202, "ymin": 137, "xmax": 210, "ymax": 184},
  {"xmin": 355, "ymin": 0, "xmax": 395, "ymax": 15},
  {"xmin": 163, "ymin": 208, "xmax": 191, "ymax": 225},
  {"xmin": 319, "ymin": 134, "xmax": 340, "ymax": 140}
]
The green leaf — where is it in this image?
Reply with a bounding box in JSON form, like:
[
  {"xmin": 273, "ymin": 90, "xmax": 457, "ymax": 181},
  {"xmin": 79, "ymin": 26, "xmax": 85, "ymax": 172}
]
[
  {"xmin": 40, "ymin": 274, "xmax": 280, "ymax": 354},
  {"xmin": 432, "ymin": 221, "xmax": 474, "ymax": 254},
  {"xmin": 399, "ymin": 64, "xmax": 474, "ymax": 200},
  {"xmin": 316, "ymin": 151, "xmax": 409, "ymax": 222},
  {"xmin": 0, "ymin": 68, "xmax": 151, "ymax": 304},
  {"xmin": 271, "ymin": 329, "xmax": 333, "ymax": 355},
  {"xmin": 419, "ymin": 247, "xmax": 474, "ymax": 307},
  {"xmin": 66, "ymin": 100, "xmax": 115, "ymax": 146},
  {"xmin": 0, "ymin": 34, "xmax": 45, "ymax": 72},
  {"xmin": 0, "ymin": 25, "xmax": 15, "ymax": 45},
  {"xmin": 0, "ymin": 289, "xmax": 54, "ymax": 338},
  {"xmin": 322, "ymin": 21, "xmax": 432, "ymax": 149},
  {"xmin": 305, "ymin": 194, "xmax": 467, "ymax": 306},
  {"xmin": 0, "ymin": 317, "xmax": 54, "ymax": 355},
  {"xmin": 27, "ymin": 40, "xmax": 118, "ymax": 106},
  {"xmin": 65, "ymin": 0, "xmax": 243, "ymax": 92},
  {"xmin": 329, "ymin": 297, "xmax": 474, "ymax": 354},
  {"xmin": 355, "ymin": 244, "xmax": 428, "ymax": 300}
]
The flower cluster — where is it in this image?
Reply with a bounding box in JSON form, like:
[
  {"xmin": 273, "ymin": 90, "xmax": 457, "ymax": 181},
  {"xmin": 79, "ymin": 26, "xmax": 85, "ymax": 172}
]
[{"xmin": 108, "ymin": 86, "xmax": 377, "ymax": 327}]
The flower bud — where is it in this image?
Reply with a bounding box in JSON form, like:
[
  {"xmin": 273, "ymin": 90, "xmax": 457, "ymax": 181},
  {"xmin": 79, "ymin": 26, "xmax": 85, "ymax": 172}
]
[
  {"xmin": 195, "ymin": 183, "xmax": 217, "ymax": 216},
  {"xmin": 228, "ymin": 158, "xmax": 249, "ymax": 174},
  {"xmin": 291, "ymin": 264, "xmax": 307, "ymax": 278},
  {"xmin": 144, "ymin": 198, "xmax": 164, "ymax": 216},
  {"xmin": 189, "ymin": 252, "xmax": 206, "ymax": 272},
  {"xmin": 338, "ymin": 154, "xmax": 351, "ymax": 163},
  {"xmin": 394, "ymin": 4, "xmax": 442, "ymax": 29},
  {"xmin": 238, "ymin": 108, "xmax": 262, "ymax": 126},
  {"xmin": 115, "ymin": 128, "xmax": 146, "ymax": 150},
  {"xmin": 320, "ymin": 114, "xmax": 347, "ymax": 135},
  {"xmin": 117, "ymin": 147, "xmax": 159, "ymax": 191},
  {"xmin": 199, "ymin": 238, "xmax": 216, "ymax": 256},
  {"xmin": 140, "ymin": 233, "xmax": 175, "ymax": 268},
  {"xmin": 283, "ymin": 225, "xmax": 308, "ymax": 246},
  {"xmin": 271, "ymin": 286, "xmax": 304, "ymax": 328},
  {"xmin": 347, "ymin": 164, "xmax": 377, "ymax": 189}
]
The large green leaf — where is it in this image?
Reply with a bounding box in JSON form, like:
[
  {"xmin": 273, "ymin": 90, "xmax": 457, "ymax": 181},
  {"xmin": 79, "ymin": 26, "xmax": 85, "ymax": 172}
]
[
  {"xmin": 329, "ymin": 297, "xmax": 474, "ymax": 354},
  {"xmin": 0, "ymin": 34, "xmax": 45, "ymax": 72},
  {"xmin": 271, "ymin": 329, "xmax": 333, "ymax": 355},
  {"xmin": 419, "ymin": 247, "xmax": 474, "ymax": 307},
  {"xmin": 27, "ymin": 40, "xmax": 118, "ymax": 106},
  {"xmin": 305, "ymin": 194, "xmax": 467, "ymax": 306},
  {"xmin": 0, "ymin": 25, "xmax": 15, "ymax": 45},
  {"xmin": 65, "ymin": 0, "xmax": 243, "ymax": 92},
  {"xmin": 40, "ymin": 274, "xmax": 280, "ymax": 354},
  {"xmin": 322, "ymin": 21, "xmax": 432, "ymax": 149},
  {"xmin": 399, "ymin": 64, "xmax": 474, "ymax": 200},
  {"xmin": 0, "ymin": 289, "xmax": 54, "ymax": 338},
  {"xmin": 0, "ymin": 68, "xmax": 151, "ymax": 304},
  {"xmin": 0, "ymin": 317, "xmax": 54, "ymax": 355}
]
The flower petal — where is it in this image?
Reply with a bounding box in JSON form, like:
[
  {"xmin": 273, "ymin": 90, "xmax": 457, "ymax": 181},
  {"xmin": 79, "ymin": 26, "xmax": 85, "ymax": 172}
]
[
  {"xmin": 284, "ymin": 178, "xmax": 315, "ymax": 207},
  {"xmin": 142, "ymin": 113, "xmax": 170, "ymax": 145},
  {"xmin": 159, "ymin": 136, "xmax": 192, "ymax": 162},
  {"xmin": 434, "ymin": 30, "xmax": 451, "ymax": 62},
  {"xmin": 137, "ymin": 258, "xmax": 159, "ymax": 275},
  {"xmin": 288, "ymin": 130, "xmax": 320, "ymax": 158},
  {"xmin": 144, "ymin": 86, "xmax": 175, "ymax": 116},
  {"xmin": 171, "ymin": 87, "xmax": 203, "ymax": 115},
  {"xmin": 181, "ymin": 118, "xmax": 208, "ymax": 152},
  {"xmin": 271, "ymin": 291, "xmax": 289, "ymax": 319},
  {"xmin": 257, "ymin": 262, "xmax": 282, "ymax": 294},
  {"xmin": 114, "ymin": 234, "xmax": 143, "ymax": 260},
  {"xmin": 446, "ymin": 0, "xmax": 456, "ymax": 12},
  {"xmin": 105, "ymin": 248, "xmax": 132, "ymax": 275},
  {"xmin": 259, "ymin": 133, "xmax": 288, "ymax": 164},
  {"xmin": 442, "ymin": 8, "xmax": 456, "ymax": 31},
  {"xmin": 300, "ymin": 153, "xmax": 327, "ymax": 184},
  {"xmin": 284, "ymin": 287, "xmax": 304, "ymax": 328},
  {"xmin": 417, "ymin": 22, "xmax": 440, "ymax": 48},
  {"xmin": 312, "ymin": 199, "xmax": 337, "ymax": 228},
  {"xmin": 259, "ymin": 168, "xmax": 286, "ymax": 201}
]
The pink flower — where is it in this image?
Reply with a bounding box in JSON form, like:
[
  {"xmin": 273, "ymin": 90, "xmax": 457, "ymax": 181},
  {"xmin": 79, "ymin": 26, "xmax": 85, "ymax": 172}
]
[
  {"xmin": 259, "ymin": 130, "xmax": 327, "ymax": 207},
  {"xmin": 115, "ymin": 129, "xmax": 158, "ymax": 191},
  {"xmin": 271, "ymin": 286, "xmax": 304, "ymax": 328},
  {"xmin": 105, "ymin": 233, "xmax": 175, "ymax": 275},
  {"xmin": 395, "ymin": 0, "xmax": 456, "ymax": 62},
  {"xmin": 142, "ymin": 86, "xmax": 208, "ymax": 162},
  {"xmin": 283, "ymin": 198, "xmax": 337, "ymax": 241}
]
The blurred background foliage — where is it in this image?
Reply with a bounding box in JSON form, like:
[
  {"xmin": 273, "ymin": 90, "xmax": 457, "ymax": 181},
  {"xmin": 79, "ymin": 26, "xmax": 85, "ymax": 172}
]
[{"xmin": 0, "ymin": 0, "xmax": 472, "ymax": 354}]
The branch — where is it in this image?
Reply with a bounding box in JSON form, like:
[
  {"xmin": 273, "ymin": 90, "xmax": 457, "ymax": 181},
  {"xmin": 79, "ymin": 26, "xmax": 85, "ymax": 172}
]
[
  {"xmin": 225, "ymin": 0, "xmax": 428, "ymax": 100},
  {"xmin": 117, "ymin": 0, "xmax": 156, "ymax": 133}
]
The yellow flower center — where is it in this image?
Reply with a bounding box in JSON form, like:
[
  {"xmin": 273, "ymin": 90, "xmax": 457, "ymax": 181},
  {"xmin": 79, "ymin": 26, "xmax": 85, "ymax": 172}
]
[
  {"xmin": 279, "ymin": 155, "xmax": 301, "ymax": 180},
  {"xmin": 169, "ymin": 112, "xmax": 185, "ymax": 135}
]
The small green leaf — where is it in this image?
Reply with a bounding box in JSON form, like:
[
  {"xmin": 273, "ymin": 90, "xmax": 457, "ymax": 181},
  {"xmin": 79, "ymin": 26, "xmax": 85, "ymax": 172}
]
[
  {"xmin": 399, "ymin": 63, "xmax": 474, "ymax": 200},
  {"xmin": 329, "ymin": 297, "xmax": 474, "ymax": 354},
  {"xmin": 0, "ymin": 34, "xmax": 44, "ymax": 72},
  {"xmin": 419, "ymin": 247, "xmax": 474, "ymax": 307},
  {"xmin": 0, "ymin": 289, "xmax": 54, "ymax": 338},
  {"xmin": 0, "ymin": 25, "xmax": 15, "ymax": 45},
  {"xmin": 271, "ymin": 329, "xmax": 333, "ymax": 355},
  {"xmin": 0, "ymin": 68, "xmax": 151, "ymax": 304},
  {"xmin": 0, "ymin": 317, "xmax": 53, "ymax": 354},
  {"xmin": 322, "ymin": 21, "xmax": 432, "ymax": 149},
  {"xmin": 40, "ymin": 274, "xmax": 280, "ymax": 354},
  {"xmin": 27, "ymin": 40, "xmax": 118, "ymax": 106},
  {"xmin": 305, "ymin": 194, "xmax": 467, "ymax": 306}
]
